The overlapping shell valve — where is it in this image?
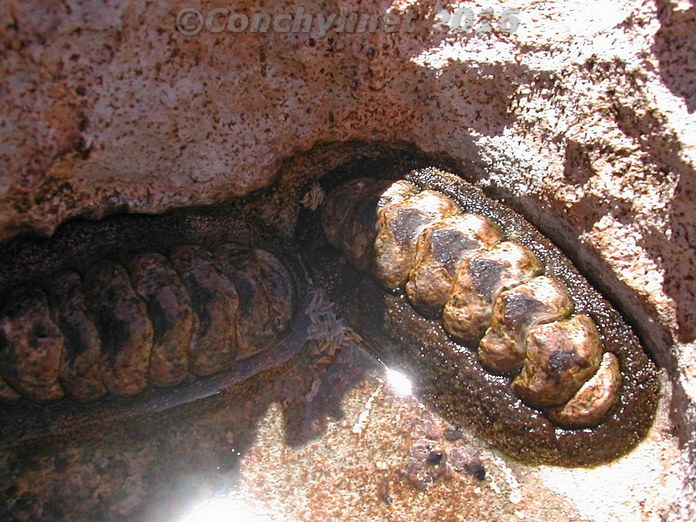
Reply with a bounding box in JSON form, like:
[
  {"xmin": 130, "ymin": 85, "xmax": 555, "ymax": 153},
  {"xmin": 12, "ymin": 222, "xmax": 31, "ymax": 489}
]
[
  {"xmin": 321, "ymin": 176, "xmax": 622, "ymax": 429},
  {"xmin": 0, "ymin": 244, "xmax": 296, "ymax": 403}
]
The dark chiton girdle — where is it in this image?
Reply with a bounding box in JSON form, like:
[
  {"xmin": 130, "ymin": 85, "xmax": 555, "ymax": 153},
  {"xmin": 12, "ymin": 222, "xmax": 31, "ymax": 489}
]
[{"xmin": 0, "ymin": 164, "xmax": 659, "ymax": 466}]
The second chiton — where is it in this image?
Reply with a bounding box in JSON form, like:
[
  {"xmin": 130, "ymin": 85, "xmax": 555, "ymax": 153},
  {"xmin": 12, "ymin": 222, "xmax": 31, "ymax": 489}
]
[{"xmin": 300, "ymin": 165, "xmax": 659, "ymax": 465}]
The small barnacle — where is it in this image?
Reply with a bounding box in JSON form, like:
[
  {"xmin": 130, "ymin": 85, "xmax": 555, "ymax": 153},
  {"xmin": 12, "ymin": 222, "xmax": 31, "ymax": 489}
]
[
  {"xmin": 403, "ymin": 459, "xmax": 434, "ymax": 491},
  {"xmin": 410, "ymin": 439, "xmax": 431, "ymax": 459},
  {"xmin": 401, "ymin": 443, "xmax": 449, "ymax": 491},
  {"xmin": 448, "ymin": 448, "xmax": 485, "ymax": 481},
  {"xmin": 442, "ymin": 426, "xmax": 463, "ymax": 441},
  {"xmin": 426, "ymin": 450, "xmax": 444, "ymax": 465}
]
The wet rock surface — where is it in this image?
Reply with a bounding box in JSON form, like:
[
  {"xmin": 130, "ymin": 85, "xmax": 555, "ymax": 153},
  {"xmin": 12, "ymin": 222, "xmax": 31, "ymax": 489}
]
[{"xmin": 0, "ymin": 340, "xmax": 681, "ymax": 521}]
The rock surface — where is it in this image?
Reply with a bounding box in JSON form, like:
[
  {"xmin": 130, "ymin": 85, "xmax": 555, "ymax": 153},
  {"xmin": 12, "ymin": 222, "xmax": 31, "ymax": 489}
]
[{"xmin": 0, "ymin": 0, "xmax": 694, "ymax": 518}]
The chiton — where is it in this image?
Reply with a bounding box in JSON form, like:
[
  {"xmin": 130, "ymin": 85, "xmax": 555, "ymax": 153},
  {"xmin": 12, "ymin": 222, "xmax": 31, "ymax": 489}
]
[
  {"xmin": 0, "ymin": 202, "xmax": 315, "ymax": 446},
  {"xmin": 0, "ymin": 244, "xmax": 295, "ymax": 404},
  {"xmin": 300, "ymin": 165, "xmax": 659, "ymax": 466}
]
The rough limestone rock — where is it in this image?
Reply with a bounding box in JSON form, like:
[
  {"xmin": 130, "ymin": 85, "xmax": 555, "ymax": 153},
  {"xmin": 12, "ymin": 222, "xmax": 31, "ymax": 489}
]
[{"xmin": 0, "ymin": 0, "xmax": 694, "ymax": 518}]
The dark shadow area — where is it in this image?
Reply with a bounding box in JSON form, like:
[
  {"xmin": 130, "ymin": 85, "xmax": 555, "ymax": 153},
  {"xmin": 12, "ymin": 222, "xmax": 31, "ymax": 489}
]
[
  {"xmin": 610, "ymin": 100, "xmax": 696, "ymax": 345},
  {"xmin": 563, "ymin": 140, "xmax": 597, "ymax": 187},
  {"xmin": 654, "ymin": 0, "xmax": 696, "ymax": 113}
]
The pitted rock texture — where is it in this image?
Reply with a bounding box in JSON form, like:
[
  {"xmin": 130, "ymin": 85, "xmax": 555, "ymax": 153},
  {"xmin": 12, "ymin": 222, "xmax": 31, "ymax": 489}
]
[{"xmin": 0, "ymin": 0, "xmax": 694, "ymax": 517}]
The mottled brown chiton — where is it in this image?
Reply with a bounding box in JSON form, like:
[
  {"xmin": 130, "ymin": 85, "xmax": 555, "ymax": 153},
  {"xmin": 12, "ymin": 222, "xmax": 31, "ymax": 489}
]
[
  {"xmin": 213, "ymin": 244, "xmax": 295, "ymax": 361},
  {"xmin": 374, "ymin": 189, "xmax": 459, "ymax": 291},
  {"xmin": 170, "ymin": 245, "xmax": 240, "ymax": 376},
  {"xmin": 479, "ymin": 275, "xmax": 574, "ymax": 374},
  {"xmin": 128, "ymin": 253, "xmax": 195, "ymax": 387},
  {"xmin": 84, "ymin": 261, "xmax": 154, "ymax": 397},
  {"xmin": 305, "ymin": 166, "xmax": 658, "ymax": 465},
  {"xmin": 442, "ymin": 241, "xmax": 543, "ymax": 344},
  {"xmin": 512, "ymin": 315, "xmax": 603, "ymax": 408},
  {"xmin": 406, "ymin": 214, "xmax": 503, "ymax": 318},
  {"xmin": 0, "ymin": 243, "xmax": 296, "ymax": 403},
  {"xmin": 319, "ymin": 174, "xmax": 620, "ymax": 426},
  {"xmin": 547, "ymin": 352, "xmax": 623, "ymax": 428}
]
